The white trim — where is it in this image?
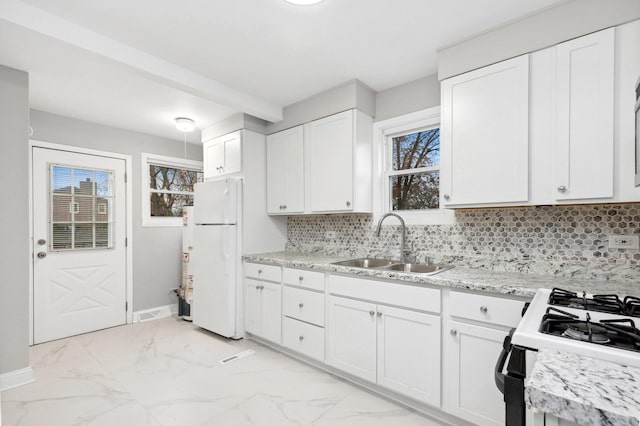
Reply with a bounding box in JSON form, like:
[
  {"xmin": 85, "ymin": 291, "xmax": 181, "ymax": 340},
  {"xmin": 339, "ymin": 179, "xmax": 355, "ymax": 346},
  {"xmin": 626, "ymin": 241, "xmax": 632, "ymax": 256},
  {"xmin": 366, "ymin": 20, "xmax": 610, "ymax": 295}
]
[
  {"xmin": 141, "ymin": 153, "xmax": 203, "ymax": 227},
  {"xmin": 372, "ymin": 107, "xmax": 455, "ymax": 226},
  {"xmin": 0, "ymin": 367, "xmax": 34, "ymax": 391},
  {"xmin": 28, "ymin": 140, "xmax": 134, "ymax": 345},
  {"xmin": 133, "ymin": 303, "xmax": 178, "ymax": 323}
]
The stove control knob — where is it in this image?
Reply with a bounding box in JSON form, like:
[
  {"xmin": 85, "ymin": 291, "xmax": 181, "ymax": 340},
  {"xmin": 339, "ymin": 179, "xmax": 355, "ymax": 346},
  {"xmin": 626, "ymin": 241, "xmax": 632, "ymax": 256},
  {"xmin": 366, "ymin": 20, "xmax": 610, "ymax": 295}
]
[
  {"xmin": 450, "ymin": 329, "xmax": 457, "ymax": 336},
  {"xmin": 480, "ymin": 306, "xmax": 488, "ymax": 313}
]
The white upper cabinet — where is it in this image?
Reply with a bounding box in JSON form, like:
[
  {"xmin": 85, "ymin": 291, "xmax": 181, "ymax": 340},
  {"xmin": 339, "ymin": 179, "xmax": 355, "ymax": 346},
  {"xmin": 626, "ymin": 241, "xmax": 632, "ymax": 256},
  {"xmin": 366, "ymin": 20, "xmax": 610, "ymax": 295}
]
[
  {"xmin": 441, "ymin": 55, "xmax": 530, "ymax": 207},
  {"xmin": 305, "ymin": 110, "xmax": 373, "ymax": 213},
  {"xmin": 203, "ymin": 130, "xmax": 242, "ymax": 179},
  {"xmin": 554, "ymin": 28, "xmax": 615, "ymax": 202},
  {"xmin": 266, "ymin": 126, "xmax": 304, "ymax": 214}
]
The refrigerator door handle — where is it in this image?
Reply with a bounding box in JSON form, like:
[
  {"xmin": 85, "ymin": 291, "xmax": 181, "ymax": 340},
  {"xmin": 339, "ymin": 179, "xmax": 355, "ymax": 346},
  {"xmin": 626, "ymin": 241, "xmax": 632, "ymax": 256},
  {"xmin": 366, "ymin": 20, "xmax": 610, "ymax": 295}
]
[{"xmin": 223, "ymin": 182, "xmax": 230, "ymax": 223}]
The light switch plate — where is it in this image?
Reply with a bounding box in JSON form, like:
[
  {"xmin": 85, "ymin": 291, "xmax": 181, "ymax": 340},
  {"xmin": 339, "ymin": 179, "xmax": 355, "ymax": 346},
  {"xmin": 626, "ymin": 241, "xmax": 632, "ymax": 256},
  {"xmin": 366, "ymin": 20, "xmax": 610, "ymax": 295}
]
[{"xmin": 608, "ymin": 234, "xmax": 639, "ymax": 250}]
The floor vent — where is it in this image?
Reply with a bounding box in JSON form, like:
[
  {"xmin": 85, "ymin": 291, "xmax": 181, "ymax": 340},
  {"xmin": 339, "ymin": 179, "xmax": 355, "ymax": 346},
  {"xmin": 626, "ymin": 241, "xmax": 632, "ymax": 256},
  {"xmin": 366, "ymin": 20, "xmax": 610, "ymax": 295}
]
[
  {"xmin": 219, "ymin": 349, "xmax": 255, "ymax": 365},
  {"xmin": 133, "ymin": 304, "xmax": 178, "ymax": 323}
]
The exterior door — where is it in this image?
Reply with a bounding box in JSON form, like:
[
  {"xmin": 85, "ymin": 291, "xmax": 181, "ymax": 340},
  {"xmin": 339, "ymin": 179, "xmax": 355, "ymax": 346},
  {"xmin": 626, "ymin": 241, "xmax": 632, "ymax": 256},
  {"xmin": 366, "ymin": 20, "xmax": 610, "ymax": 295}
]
[{"xmin": 32, "ymin": 147, "xmax": 127, "ymax": 344}]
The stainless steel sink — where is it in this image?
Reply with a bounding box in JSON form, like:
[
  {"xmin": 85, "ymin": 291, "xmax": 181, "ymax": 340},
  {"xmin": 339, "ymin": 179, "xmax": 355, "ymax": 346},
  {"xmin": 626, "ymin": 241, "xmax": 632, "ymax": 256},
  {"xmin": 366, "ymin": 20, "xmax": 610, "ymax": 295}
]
[
  {"xmin": 381, "ymin": 263, "xmax": 453, "ymax": 275},
  {"xmin": 332, "ymin": 258, "xmax": 397, "ymax": 268},
  {"xmin": 332, "ymin": 258, "xmax": 453, "ymax": 275}
]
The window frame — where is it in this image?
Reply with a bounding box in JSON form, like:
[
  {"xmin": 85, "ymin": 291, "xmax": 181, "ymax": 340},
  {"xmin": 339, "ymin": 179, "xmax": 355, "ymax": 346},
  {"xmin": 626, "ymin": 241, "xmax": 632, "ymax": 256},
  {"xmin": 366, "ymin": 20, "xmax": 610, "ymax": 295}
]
[
  {"xmin": 141, "ymin": 153, "xmax": 203, "ymax": 227},
  {"xmin": 372, "ymin": 107, "xmax": 454, "ymax": 225}
]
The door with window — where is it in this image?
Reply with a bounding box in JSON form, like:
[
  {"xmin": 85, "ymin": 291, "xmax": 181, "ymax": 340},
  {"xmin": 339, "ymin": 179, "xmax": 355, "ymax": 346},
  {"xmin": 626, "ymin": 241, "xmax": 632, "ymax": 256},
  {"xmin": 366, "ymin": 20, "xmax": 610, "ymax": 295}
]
[{"xmin": 32, "ymin": 147, "xmax": 127, "ymax": 344}]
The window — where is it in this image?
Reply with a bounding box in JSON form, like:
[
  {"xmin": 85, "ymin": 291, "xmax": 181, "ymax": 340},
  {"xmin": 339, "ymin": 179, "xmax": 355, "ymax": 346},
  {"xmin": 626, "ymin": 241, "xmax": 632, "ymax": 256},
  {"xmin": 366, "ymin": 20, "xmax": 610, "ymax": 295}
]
[
  {"xmin": 373, "ymin": 107, "xmax": 454, "ymax": 225},
  {"xmin": 141, "ymin": 153, "xmax": 203, "ymax": 227},
  {"xmin": 387, "ymin": 128, "xmax": 440, "ymax": 210},
  {"xmin": 50, "ymin": 165, "xmax": 114, "ymax": 250}
]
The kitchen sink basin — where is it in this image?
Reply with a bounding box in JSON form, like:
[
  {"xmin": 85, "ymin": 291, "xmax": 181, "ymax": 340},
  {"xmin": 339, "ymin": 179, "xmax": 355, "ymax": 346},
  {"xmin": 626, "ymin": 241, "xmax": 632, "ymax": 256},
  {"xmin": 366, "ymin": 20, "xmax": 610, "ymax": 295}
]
[
  {"xmin": 381, "ymin": 263, "xmax": 453, "ymax": 274},
  {"xmin": 332, "ymin": 258, "xmax": 453, "ymax": 275},
  {"xmin": 332, "ymin": 258, "xmax": 397, "ymax": 268}
]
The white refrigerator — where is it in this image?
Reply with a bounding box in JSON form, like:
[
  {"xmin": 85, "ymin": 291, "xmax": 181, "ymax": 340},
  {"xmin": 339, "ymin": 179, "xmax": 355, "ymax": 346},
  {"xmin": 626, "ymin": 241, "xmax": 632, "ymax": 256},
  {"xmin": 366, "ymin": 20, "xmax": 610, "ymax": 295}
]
[{"xmin": 191, "ymin": 178, "xmax": 243, "ymax": 339}]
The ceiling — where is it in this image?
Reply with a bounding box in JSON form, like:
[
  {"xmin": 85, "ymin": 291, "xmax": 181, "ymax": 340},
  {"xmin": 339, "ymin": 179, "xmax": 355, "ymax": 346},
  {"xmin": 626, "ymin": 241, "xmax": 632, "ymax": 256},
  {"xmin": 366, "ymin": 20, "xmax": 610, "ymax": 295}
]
[{"xmin": 0, "ymin": 0, "xmax": 567, "ymax": 142}]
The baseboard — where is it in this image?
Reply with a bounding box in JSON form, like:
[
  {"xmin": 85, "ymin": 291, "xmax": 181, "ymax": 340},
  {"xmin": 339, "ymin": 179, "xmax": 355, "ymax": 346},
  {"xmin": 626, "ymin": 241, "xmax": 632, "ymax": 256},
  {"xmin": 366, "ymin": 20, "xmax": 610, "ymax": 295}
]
[
  {"xmin": 133, "ymin": 303, "xmax": 178, "ymax": 323},
  {"xmin": 0, "ymin": 367, "xmax": 34, "ymax": 391}
]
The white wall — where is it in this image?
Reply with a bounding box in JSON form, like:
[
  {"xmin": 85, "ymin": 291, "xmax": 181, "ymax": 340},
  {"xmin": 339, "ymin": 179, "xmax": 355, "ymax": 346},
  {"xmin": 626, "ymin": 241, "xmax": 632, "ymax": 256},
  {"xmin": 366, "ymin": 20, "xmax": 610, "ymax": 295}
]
[
  {"xmin": 0, "ymin": 65, "xmax": 30, "ymax": 375},
  {"xmin": 30, "ymin": 110, "xmax": 203, "ymax": 311},
  {"xmin": 438, "ymin": 0, "xmax": 640, "ymax": 80}
]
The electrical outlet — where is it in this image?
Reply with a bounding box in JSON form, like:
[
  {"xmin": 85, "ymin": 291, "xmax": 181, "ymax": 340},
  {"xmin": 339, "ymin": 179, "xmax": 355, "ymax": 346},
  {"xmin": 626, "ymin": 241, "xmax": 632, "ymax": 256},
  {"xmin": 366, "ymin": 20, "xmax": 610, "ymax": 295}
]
[
  {"xmin": 608, "ymin": 234, "xmax": 639, "ymax": 250},
  {"xmin": 325, "ymin": 231, "xmax": 336, "ymax": 239}
]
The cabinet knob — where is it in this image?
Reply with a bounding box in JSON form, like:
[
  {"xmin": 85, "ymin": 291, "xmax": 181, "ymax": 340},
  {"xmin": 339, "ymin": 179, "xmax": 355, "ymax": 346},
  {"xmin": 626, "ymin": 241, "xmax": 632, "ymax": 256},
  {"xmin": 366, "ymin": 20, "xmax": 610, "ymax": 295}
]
[
  {"xmin": 299, "ymin": 335, "xmax": 304, "ymax": 341},
  {"xmin": 346, "ymin": 201, "xmax": 351, "ymax": 207},
  {"xmin": 369, "ymin": 310, "xmax": 375, "ymax": 317},
  {"xmin": 377, "ymin": 312, "xmax": 382, "ymax": 317},
  {"xmin": 557, "ymin": 185, "xmax": 567, "ymax": 193},
  {"xmin": 257, "ymin": 269, "xmax": 262, "ymax": 274},
  {"xmin": 480, "ymin": 306, "xmax": 488, "ymax": 313},
  {"xmin": 283, "ymin": 205, "xmax": 287, "ymax": 210},
  {"xmin": 298, "ymin": 276, "xmax": 304, "ymax": 281},
  {"xmin": 298, "ymin": 302, "xmax": 304, "ymax": 308},
  {"xmin": 443, "ymin": 194, "xmax": 450, "ymax": 200},
  {"xmin": 450, "ymin": 329, "xmax": 457, "ymax": 336}
]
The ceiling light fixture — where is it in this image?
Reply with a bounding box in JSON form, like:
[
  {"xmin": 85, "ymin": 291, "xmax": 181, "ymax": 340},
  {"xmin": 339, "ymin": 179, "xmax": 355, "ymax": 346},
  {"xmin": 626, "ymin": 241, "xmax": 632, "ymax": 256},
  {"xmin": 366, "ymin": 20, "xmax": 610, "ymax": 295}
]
[
  {"xmin": 175, "ymin": 117, "xmax": 196, "ymax": 132},
  {"xmin": 284, "ymin": 0, "xmax": 324, "ymax": 5}
]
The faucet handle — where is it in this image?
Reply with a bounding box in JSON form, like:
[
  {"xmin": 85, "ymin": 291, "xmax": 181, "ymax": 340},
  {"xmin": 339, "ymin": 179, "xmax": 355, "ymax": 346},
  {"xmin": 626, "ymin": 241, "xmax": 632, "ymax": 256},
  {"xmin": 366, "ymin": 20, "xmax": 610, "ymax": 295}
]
[{"xmin": 424, "ymin": 256, "xmax": 432, "ymax": 265}]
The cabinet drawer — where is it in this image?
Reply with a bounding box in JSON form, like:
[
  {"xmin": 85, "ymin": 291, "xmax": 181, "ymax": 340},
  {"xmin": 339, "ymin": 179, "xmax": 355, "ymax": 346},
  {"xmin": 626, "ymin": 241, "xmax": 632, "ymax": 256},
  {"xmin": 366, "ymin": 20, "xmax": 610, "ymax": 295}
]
[
  {"xmin": 329, "ymin": 275, "xmax": 441, "ymax": 314},
  {"xmin": 283, "ymin": 286, "xmax": 325, "ymax": 326},
  {"xmin": 449, "ymin": 291, "xmax": 525, "ymax": 328},
  {"xmin": 283, "ymin": 267, "xmax": 325, "ymax": 291},
  {"xmin": 283, "ymin": 317, "xmax": 325, "ymax": 362},
  {"xmin": 244, "ymin": 262, "xmax": 281, "ymax": 282}
]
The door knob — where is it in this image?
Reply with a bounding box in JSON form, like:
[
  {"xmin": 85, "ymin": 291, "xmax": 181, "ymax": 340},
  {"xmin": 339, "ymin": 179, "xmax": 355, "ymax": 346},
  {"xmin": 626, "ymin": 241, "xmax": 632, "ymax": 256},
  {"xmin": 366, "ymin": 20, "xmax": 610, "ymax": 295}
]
[
  {"xmin": 37, "ymin": 239, "xmax": 46, "ymax": 246},
  {"xmin": 37, "ymin": 252, "xmax": 47, "ymax": 259}
]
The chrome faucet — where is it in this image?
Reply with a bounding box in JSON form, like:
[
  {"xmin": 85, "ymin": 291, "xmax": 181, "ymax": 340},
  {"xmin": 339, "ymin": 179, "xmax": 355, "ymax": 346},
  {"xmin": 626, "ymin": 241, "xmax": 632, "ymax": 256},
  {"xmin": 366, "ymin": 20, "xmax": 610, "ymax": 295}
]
[{"xmin": 375, "ymin": 212, "xmax": 407, "ymax": 263}]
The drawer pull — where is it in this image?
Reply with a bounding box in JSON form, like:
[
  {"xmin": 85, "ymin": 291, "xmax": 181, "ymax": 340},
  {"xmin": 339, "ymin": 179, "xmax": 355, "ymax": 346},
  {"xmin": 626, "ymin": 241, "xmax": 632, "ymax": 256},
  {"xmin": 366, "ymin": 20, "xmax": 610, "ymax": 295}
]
[
  {"xmin": 299, "ymin": 335, "xmax": 304, "ymax": 341},
  {"xmin": 480, "ymin": 306, "xmax": 488, "ymax": 313},
  {"xmin": 298, "ymin": 303, "xmax": 304, "ymax": 308}
]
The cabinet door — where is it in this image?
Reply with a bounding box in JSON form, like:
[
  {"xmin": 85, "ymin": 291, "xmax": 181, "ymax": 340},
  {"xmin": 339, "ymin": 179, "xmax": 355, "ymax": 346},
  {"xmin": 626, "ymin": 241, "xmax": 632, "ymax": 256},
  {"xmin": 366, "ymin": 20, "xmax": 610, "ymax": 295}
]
[
  {"xmin": 244, "ymin": 278, "xmax": 262, "ymax": 335},
  {"xmin": 306, "ymin": 110, "xmax": 354, "ymax": 212},
  {"xmin": 326, "ymin": 296, "xmax": 377, "ymax": 382},
  {"xmin": 203, "ymin": 140, "xmax": 224, "ymax": 179},
  {"xmin": 222, "ymin": 132, "xmax": 242, "ymax": 175},
  {"xmin": 377, "ymin": 306, "xmax": 441, "ymax": 406},
  {"xmin": 444, "ymin": 320, "xmax": 508, "ymax": 426},
  {"xmin": 266, "ymin": 126, "xmax": 304, "ymax": 214},
  {"xmin": 260, "ymin": 281, "xmax": 282, "ymax": 344},
  {"xmin": 441, "ymin": 55, "xmax": 529, "ymax": 206},
  {"xmin": 555, "ymin": 28, "xmax": 614, "ymax": 201}
]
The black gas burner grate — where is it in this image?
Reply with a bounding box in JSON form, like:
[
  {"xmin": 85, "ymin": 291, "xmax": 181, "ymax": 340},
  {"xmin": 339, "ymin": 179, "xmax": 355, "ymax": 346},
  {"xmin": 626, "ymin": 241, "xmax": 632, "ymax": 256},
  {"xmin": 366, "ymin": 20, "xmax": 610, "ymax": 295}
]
[
  {"xmin": 548, "ymin": 288, "xmax": 640, "ymax": 318},
  {"xmin": 539, "ymin": 307, "xmax": 640, "ymax": 352}
]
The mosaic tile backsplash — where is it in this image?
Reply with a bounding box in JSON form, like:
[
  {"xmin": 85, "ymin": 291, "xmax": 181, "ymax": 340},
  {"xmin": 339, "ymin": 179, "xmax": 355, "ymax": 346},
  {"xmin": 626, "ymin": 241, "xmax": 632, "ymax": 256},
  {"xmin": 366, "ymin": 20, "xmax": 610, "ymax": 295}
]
[{"xmin": 286, "ymin": 204, "xmax": 640, "ymax": 281}]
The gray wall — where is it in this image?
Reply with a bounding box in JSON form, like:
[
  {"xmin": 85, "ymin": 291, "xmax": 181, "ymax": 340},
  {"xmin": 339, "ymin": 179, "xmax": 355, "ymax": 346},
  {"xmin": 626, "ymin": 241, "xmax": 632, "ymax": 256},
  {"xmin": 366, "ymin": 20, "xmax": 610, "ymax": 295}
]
[
  {"xmin": 0, "ymin": 65, "xmax": 30, "ymax": 375},
  {"xmin": 266, "ymin": 80, "xmax": 376, "ymax": 134},
  {"xmin": 374, "ymin": 74, "xmax": 440, "ymax": 122},
  {"xmin": 438, "ymin": 0, "xmax": 640, "ymax": 80},
  {"xmin": 30, "ymin": 110, "xmax": 203, "ymax": 311}
]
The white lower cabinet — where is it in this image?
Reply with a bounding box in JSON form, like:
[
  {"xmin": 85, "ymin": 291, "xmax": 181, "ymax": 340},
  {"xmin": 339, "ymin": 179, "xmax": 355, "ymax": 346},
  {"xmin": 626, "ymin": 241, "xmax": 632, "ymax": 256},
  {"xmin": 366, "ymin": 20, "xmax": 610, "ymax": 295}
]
[
  {"xmin": 444, "ymin": 320, "xmax": 508, "ymax": 426},
  {"xmin": 443, "ymin": 290, "xmax": 526, "ymax": 426},
  {"xmin": 327, "ymin": 295, "xmax": 441, "ymax": 406},
  {"xmin": 283, "ymin": 317, "xmax": 325, "ymax": 361},
  {"xmin": 244, "ymin": 278, "xmax": 281, "ymax": 344}
]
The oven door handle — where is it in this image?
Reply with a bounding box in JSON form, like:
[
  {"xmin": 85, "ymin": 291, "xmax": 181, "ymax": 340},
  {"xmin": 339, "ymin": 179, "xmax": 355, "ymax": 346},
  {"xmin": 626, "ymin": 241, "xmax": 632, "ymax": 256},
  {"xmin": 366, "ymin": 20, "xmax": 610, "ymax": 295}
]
[{"xmin": 495, "ymin": 328, "xmax": 515, "ymax": 395}]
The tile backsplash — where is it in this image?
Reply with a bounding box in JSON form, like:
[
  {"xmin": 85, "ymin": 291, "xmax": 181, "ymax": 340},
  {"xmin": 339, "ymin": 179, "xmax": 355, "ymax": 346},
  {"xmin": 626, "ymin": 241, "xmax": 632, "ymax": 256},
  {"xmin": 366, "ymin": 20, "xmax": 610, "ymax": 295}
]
[{"xmin": 286, "ymin": 204, "xmax": 640, "ymax": 281}]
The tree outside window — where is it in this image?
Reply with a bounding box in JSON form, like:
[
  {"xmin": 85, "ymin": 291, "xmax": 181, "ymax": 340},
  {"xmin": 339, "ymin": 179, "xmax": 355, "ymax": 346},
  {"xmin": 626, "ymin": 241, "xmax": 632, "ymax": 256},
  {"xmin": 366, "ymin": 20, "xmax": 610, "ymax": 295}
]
[
  {"xmin": 149, "ymin": 165, "xmax": 202, "ymax": 217},
  {"xmin": 388, "ymin": 128, "xmax": 440, "ymax": 211}
]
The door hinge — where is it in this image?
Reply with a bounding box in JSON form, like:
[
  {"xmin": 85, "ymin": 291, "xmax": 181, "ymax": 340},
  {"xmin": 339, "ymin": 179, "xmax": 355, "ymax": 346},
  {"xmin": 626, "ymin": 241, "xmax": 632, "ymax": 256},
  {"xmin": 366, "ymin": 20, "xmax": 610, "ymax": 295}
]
[
  {"xmin": 124, "ymin": 173, "xmax": 127, "ymax": 183},
  {"xmin": 125, "ymin": 237, "xmax": 128, "ymax": 247},
  {"xmin": 126, "ymin": 301, "xmax": 128, "ymax": 311}
]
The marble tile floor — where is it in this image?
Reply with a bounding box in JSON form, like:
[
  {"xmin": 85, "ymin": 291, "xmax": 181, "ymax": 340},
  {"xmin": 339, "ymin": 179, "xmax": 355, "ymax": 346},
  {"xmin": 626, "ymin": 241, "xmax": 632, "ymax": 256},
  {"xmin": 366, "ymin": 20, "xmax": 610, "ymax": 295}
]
[{"xmin": 1, "ymin": 317, "xmax": 444, "ymax": 426}]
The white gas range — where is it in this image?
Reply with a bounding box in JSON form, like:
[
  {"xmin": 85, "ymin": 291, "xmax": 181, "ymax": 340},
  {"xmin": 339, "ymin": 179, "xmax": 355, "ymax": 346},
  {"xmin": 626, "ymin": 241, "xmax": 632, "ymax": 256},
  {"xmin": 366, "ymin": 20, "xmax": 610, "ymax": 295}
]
[{"xmin": 495, "ymin": 287, "xmax": 640, "ymax": 426}]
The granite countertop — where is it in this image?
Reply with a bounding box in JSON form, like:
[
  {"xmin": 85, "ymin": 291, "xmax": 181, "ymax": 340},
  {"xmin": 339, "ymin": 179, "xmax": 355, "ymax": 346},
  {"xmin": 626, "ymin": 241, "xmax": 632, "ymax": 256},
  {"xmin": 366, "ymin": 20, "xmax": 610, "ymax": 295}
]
[
  {"xmin": 243, "ymin": 251, "xmax": 638, "ymax": 298},
  {"xmin": 526, "ymin": 349, "xmax": 640, "ymax": 426}
]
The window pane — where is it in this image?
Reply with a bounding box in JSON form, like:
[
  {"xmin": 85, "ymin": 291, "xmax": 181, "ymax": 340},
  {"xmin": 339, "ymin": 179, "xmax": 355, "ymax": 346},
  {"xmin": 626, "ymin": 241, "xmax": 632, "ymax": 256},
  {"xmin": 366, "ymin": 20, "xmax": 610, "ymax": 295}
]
[
  {"xmin": 150, "ymin": 193, "xmax": 193, "ymax": 217},
  {"xmin": 392, "ymin": 128, "xmax": 440, "ymax": 171},
  {"xmin": 52, "ymin": 166, "xmax": 72, "ymax": 194},
  {"xmin": 52, "ymin": 194, "xmax": 73, "ymax": 222},
  {"xmin": 74, "ymin": 223, "xmax": 93, "ymax": 248},
  {"xmin": 52, "ymin": 224, "xmax": 72, "ymax": 250},
  {"xmin": 75, "ymin": 169, "xmax": 95, "ymax": 195},
  {"xmin": 390, "ymin": 171, "xmax": 440, "ymax": 210},
  {"xmin": 149, "ymin": 165, "xmax": 201, "ymax": 191},
  {"xmin": 95, "ymin": 223, "xmax": 110, "ymax": 248},
  {"xmin": 95, "ymin": 171, "xmax": 111, "ymax": 196}
]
